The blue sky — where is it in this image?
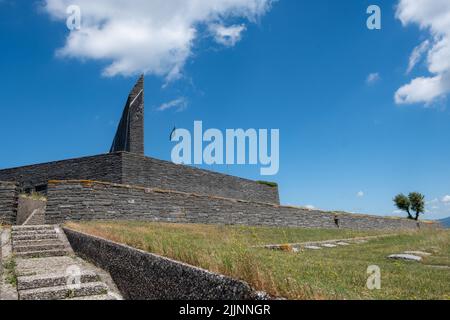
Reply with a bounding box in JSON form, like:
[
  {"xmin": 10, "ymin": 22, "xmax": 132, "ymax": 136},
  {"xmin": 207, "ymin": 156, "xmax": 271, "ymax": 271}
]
[{"xmin": 1, "ymin": 0, "xmax": 450, "ymax": 219}]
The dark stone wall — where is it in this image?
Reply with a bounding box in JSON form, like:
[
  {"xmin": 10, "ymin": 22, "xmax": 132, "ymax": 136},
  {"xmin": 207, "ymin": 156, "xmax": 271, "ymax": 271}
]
[
  {"xmin": 0, "ymin": 153, "xmax": 123, "ymax": 192},
  {"xmin": 46, "ymin": 180, "xmax": 434, "ymax": 230},
  {"xmin": 0, "ymin": 181, "xmax": 18, "ymax": 224},
  {"xmin": 122, "ymin": 152, "xmax": 280, "ymax": 204},
  {"xmin": 64, "ymin": 228, "xmax": 258, "ymax": 300},
  {"xmin": 0, "ymin": 151, "xmax": 278, "ymax": 203},
  {"xmin": 110, "ymin": 76, "xmax": 144, "ymax": 155}
]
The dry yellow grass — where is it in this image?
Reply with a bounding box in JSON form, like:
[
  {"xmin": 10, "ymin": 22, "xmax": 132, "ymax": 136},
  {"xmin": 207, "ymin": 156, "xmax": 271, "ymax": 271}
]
[{"xmin": 66, "ymin": 221, "xmax": 450, "ymax": 300}]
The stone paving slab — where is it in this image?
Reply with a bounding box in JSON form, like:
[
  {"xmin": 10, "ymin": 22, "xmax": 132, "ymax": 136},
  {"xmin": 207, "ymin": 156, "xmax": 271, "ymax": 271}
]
[
  {"xmin": 304, "ymin": 245, "xmax": 322, "ymax": 250},
  {"xmin": 404, "ymin": 251, "xmax": 432, "ymax": 257},
  {"xmin": 387, "ymin": 254, "xmax": 422, "ymax": 262},
  {"xmin": 259, "ymin": 234, "xmax": 396, "ymax": 253}
]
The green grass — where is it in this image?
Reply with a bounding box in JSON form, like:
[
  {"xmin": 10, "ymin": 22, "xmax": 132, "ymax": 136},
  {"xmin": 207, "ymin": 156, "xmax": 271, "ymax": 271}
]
[
  {"xmin": 19, "ymin": 192, "xmax": 47, "ymax": 201},
  {"xmin": 256, "ymin": 181, "xmax": 278, "ymax": 188},
  {"xmin": 3, "ymin": 258, "xmax": 17, "ymax": 287},
  {"xmin": 66, "ymin": 221, "xmax": 450, "ymax": 300}
]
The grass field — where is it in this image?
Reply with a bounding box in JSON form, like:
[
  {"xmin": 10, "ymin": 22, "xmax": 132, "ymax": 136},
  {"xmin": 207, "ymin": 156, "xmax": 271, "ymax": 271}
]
[{"xmin": 66, "ymin": 221, "xmax": 450, "ymax": 300}]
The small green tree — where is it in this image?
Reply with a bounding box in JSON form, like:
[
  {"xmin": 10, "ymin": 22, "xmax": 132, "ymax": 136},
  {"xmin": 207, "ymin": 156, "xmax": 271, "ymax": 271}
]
[
  {"xmin": 393, "ymin": 192, "xmax": 425, "ymax": 221},
  {"xmin": 409, "ymin": 192, "xmax": 425, "ymax": 221},
  {"xmin": 394, "ymin": 194, "xmax": 413, "ymax": 220}
]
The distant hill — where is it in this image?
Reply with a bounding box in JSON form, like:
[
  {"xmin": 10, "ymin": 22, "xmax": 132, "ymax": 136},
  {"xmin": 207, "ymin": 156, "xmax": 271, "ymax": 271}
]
[{"xmin": 438, "ymin": 217, "xmax": 450, "ymax": 228}]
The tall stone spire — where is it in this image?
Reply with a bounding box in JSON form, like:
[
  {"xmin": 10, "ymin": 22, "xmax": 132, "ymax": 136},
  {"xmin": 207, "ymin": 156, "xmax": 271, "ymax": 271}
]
[{"xmin": 110, "ymin": 75, "xmax": 144, "ymax": 155}]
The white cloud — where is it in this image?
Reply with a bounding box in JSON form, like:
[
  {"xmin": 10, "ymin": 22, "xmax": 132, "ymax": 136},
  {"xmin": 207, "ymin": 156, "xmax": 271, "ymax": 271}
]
[
  {"xmin": 407, "ymin": 40, "xmax": 430, "ymax": 74},
  {"xmin": 44, "ymin": 0, "xmax": 274, "ymax": 80},
  {"xmin": 157, "ymin": 97, "xmax": 188, "ymax": 112},
  {"xmin": 395, "ymin": 75, "xmax": 448, "ymax": 104},
  {"xmin": 395, "ymin": 0, "xmax": 450, "ymax": 105},
  {"xmin": 305, "ymin": 205, "xmax": 316, "ymax": 210},
  {"xmin": 442, "ymin": 195, "xmax": 450, "ymax": 203},
  {"xmin": 357, "ymin": 191, "xmax": 364, "ymax": 198},
  {"xmin": 366, "ymin": 73, "xmax": 381, "ymax": 85},
  {"xmin": 209, "ymin": 24, "xmax": 247, "ymax": 47}
]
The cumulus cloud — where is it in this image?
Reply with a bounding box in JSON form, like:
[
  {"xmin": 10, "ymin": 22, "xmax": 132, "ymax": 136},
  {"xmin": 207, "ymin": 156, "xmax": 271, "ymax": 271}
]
[
  {"xmin": 366, "ymin": 73, "xmax": 380, "ymax": 85},
  {"xmin": 305, "ymin": 205, "xmax": 316, "ymax": 210},
  {"xmin": 442, "ymin": 195, "xmax": 450, "ymax": 203},
  {"xmin": 356, "ymin": 191, "xmax": 364, "ymax": 198},
  {"xmin": 44, "ymin": 0, "xmax": 274, "ymax": 80},
  {"xmin": 157, "ymin": 97, "xmax": 188, "ymax": 112},
  {"xmin": 395, "ymin": 0, "xmax": 450, "ymax": 105}
]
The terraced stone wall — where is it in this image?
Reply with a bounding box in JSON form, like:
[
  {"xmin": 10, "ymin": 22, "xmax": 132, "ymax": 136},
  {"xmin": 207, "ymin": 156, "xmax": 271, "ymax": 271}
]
[{"xmin": 46, "ymin": 180, "xmax": 435, "ymax": 231}]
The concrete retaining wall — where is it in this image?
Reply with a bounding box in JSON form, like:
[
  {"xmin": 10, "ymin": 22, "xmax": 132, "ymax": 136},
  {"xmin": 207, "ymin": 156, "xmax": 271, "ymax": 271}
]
[
  {"xmin": 0, "ymin": 182, "xmax": 18, "ymax": 225},
  {"xmin": 46, "ymin": 180, "xmax": 434, "ymax": 230},
  {"xmin": 63, "ymin": 228, "xmax": 258, "ymax": 300}
]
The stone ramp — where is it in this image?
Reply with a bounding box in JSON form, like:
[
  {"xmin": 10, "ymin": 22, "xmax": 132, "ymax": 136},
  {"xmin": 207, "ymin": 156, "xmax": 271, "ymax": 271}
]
[{"xmin": 11, "ymin": 225, "xmax": 121, "ymax": 300}]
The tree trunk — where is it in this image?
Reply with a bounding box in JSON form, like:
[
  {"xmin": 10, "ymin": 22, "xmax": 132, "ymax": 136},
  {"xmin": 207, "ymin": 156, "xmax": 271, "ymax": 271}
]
[{"xmin": 406, "ymin": 209, "xmax": 414, "ymax": 220}]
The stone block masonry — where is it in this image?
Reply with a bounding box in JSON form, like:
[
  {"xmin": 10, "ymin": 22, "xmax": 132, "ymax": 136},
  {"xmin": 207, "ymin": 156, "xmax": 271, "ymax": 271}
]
[
  {"xmin": 46, "ymin": 180, "xmax": 435, "ymax": 230},
  {"xmin": 0, "ymin": 152, "xmax": 279, "ymax": 204},
  {"xmin": 0, "ymin": 153, "xmax": 123, "ymax": 192},
  {"xmin": 121, "ymin": 152, "xmax": 280, "ymax": 204},
  {"xmin": 0, "ymin": 181, "xmax": 18, "ymax": 224}
]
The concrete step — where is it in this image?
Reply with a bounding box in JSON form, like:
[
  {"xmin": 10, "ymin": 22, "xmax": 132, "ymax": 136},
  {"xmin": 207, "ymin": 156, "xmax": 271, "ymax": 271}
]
[
  {"xmin": 66, "ymin": 294, "xmax": 118, "ymax": 301},
  {"xmin": 19, "ymin": 282, "xmax": 109, "ymax": 300},
  {"xmin": 13, "ymin": 233, "xmax": 59, "ymax": 241},
  {"xmin": 12, "ymin": 225, "xmax": 56, "ymax": 232},
  {"xmin": 12, "ymin": 239, "xmax": 62, "ymax": 247},
  {"xmin": 12, "ymin": 228, "xmax": 57, "ymax": 235},
  {"xmin": 15, "ymin": 249, "xmax": 69, "ymax": 259},
  {"xmin": 14, "ymin": 243, "xmax": 66, "ymax": 253},
  {"xmin": 17, "ymin": 271, "xmax": 99, "ymax": 290}
]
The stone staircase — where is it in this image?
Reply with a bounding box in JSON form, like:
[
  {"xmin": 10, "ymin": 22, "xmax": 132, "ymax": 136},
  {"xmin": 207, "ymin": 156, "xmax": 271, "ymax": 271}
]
[
  {"xmin": 12, "ymin": 225, "xmax": 67, "ymax": 259},
  {"xmin": 11, "ymin": 225, "xmax": 120, "ymax": 300},
  {"xmin": 22, "ymin": 208, "xmax": 46, "ymax": 226}
]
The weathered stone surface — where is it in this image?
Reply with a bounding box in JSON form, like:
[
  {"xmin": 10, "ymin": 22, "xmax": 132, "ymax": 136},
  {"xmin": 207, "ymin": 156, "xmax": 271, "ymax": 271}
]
[
  {"xmin": 0, "ymin": 152, "xmax": 280, "ymax": 204},
  {"xmin": 46, "ymin": 180, "xmax": 435, "ymax": 231},
  {"xmin": 388, "ymin": 254, "xmax": 422, "ymax": 262},
  {"xmin": 304, "ymin": 246, "xmax": 322, "ymax": 250},
  {"xmin": 0, "ymin": 154, "xmax": 123, "ymax": 192},
  {"xmin": 121, "ymin": 152, "xmax": 280, "ymax": 204},
  {"xmin": 64, "ymin": 227, "xmax": 261, "ymax": 300},
  {"xmin": 404, "ymin": 251, "xmax": 431, "ymax": 257},
  {"xmin": 13, "ymin": 225, "xmax": 122, "ymax": 301},
  {"xmin": 0, "ymin": 181, "xmax": 18, "ymax": 224}
]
